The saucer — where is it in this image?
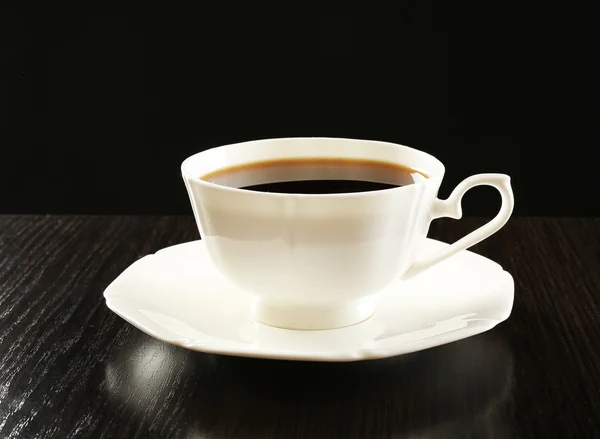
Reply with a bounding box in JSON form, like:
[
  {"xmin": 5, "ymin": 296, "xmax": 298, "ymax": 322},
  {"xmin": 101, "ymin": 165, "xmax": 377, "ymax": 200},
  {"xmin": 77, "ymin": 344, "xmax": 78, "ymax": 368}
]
[{"xmin": 103, "ymin": 239, "xmax": 514, "ymax": 362}]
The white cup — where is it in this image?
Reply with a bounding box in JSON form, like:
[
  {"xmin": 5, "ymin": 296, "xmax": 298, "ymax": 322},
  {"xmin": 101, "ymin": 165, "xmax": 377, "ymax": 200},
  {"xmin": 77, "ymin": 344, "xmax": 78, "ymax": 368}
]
[{"xmin": 182, "ymin": 138, "xmax": 514, "ymax": 330}]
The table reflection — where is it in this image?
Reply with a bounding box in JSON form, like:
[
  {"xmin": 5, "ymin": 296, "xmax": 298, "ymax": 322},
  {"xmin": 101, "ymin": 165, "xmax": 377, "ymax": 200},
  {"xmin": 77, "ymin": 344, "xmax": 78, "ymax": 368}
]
[{"xmin": 105, "ymin": 331, "xmax": 514, "ymax": 438}]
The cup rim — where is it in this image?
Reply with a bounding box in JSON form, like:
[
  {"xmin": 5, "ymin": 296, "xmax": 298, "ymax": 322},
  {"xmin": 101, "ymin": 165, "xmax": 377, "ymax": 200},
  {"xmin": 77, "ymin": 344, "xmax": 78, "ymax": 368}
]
[{"xmin": 181, "ymin": 137, "xmax": 445, "ymax": 198}]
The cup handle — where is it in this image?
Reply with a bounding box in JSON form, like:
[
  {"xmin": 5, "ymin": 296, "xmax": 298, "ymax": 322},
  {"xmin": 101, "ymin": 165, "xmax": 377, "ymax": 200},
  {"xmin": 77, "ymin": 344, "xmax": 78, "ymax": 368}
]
[{"xmin": 403, "ymin": 173, "xmax": 514, "ymax": 279}]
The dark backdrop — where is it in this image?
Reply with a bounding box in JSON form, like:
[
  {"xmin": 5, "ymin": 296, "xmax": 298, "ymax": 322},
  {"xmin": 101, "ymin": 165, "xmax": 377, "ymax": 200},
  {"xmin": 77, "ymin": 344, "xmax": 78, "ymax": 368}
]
[{"xmin": 1, "ymin": 3, "xmax": 595, "ymax": 215}]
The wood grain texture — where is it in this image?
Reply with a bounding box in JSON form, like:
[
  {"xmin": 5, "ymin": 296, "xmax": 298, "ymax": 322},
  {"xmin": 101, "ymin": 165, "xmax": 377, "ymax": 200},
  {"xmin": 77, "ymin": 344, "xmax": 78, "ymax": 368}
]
[{"xmin": 0, "ymin": 216, "xmax": 599, "ymax": 438}]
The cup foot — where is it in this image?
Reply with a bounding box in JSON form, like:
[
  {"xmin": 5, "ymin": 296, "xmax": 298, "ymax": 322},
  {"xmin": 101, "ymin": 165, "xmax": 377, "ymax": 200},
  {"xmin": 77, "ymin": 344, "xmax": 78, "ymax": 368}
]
[{"xmin": 251, "ymin": 297, "xmax": 375, "ymax": 330}]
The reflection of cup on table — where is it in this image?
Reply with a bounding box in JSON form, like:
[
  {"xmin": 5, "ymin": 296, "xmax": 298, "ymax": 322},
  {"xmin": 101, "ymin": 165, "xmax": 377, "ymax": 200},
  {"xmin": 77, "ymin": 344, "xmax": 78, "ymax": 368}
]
[
  {"xmin": 182, "ymin": 138, "xmax": 514, "ymax": 330},
  {"xmin": 104, "ymin": 333, "xmax": 514, "ymax": 439}
]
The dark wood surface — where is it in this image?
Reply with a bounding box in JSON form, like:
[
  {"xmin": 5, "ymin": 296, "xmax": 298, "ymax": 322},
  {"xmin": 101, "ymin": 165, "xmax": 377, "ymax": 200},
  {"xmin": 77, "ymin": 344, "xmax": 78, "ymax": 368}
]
[{"xmin": 0, "ymin": 216, "xmax": 599, "ymax": 438}]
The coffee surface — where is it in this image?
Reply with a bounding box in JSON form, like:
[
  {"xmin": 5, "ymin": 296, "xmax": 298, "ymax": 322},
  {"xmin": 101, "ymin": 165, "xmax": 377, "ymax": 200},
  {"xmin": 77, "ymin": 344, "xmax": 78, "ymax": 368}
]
[{"xmin": 200, "ymin": 158, "xmax": 428, "ymax": 194}]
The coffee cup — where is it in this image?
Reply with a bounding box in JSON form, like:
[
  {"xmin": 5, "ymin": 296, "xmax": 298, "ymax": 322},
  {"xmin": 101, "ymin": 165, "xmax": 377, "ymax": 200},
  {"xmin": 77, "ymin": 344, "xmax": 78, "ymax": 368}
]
[{"xmin": 182, "ymin": 138, "xmax": 514, "ymax": 330}]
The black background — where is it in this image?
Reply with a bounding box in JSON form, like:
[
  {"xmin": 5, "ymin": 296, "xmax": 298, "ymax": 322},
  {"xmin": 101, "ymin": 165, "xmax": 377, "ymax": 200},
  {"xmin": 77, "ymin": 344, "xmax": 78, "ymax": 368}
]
[{"xmin": 1, "ymin": 3, "xmax": 596, "ymax": 215}]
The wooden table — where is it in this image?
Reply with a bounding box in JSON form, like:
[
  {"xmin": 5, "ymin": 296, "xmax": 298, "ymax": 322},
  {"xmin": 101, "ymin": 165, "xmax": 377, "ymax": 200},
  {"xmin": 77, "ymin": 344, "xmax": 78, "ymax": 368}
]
[{"xmin": 1, "ymin": 216, "xmax": 599, "ymax": 438}]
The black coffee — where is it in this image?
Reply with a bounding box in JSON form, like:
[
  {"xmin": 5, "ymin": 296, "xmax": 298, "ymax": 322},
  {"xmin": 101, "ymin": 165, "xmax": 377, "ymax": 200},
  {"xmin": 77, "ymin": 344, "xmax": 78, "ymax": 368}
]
[{"xmin": 200, "ymin": 158, "xmax": 428, "ymax": 194}]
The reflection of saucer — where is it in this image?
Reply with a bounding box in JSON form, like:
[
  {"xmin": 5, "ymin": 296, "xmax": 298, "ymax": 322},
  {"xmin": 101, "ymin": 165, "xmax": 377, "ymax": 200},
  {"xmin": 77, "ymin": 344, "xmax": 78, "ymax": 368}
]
[
  {"xmin": 103, "ymin": 333, "xmax": 515, "ymax": 438},
  {"xmin": 103, "ymin": 239, "xmax": 514, "ymax": 362}
]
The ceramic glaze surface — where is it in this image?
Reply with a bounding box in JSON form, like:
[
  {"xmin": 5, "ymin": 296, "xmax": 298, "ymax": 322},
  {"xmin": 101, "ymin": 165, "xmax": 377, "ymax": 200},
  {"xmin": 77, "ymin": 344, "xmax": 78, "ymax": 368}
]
[
  {"xmin": 181, "ymin": 138, "xmax": 514, "ymax": 330},
  {"xmin": 104, "ymin": 239, "xmax": 514, "ymax": 362}
]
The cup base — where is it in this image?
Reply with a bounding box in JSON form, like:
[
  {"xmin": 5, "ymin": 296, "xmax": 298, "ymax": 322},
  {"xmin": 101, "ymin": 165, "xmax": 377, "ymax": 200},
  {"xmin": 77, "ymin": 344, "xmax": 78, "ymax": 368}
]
[{"xmin": 251, "ymin": 297, "xmax": 375, "ymax": 330}]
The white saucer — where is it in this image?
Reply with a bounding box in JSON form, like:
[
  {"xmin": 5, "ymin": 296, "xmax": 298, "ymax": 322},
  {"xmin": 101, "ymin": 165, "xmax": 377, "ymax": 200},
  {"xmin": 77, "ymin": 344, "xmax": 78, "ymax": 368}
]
[{"xmin": 103, "ymin": 239, "xmax": 514, "ymax": 362}]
